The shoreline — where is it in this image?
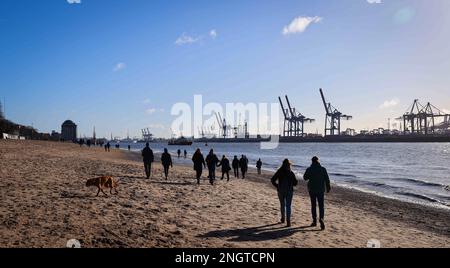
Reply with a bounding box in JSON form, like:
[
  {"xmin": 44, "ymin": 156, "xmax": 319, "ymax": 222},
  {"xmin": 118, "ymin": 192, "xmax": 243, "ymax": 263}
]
[
  {"xmin": 122, "ymin": 147, "xmax": 450, "ymax": 237},
  {"xmin": 124, "ymin": 142, "xmax": 450, "ymax": 211},
  {"xmin": 125, "ymin": 147, "xmax": 450, "ymax": 212},
  {"xmin": 1, "ymin": 140, "xmax": 449, "ymax": 248}
]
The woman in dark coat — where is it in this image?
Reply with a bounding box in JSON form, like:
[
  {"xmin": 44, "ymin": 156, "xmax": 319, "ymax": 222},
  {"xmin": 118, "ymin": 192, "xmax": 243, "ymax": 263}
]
[
  {"xmin": 271, "ymin": 159, "xmax": 298, "ymax": 227},
  {"xmin": 192, "ymin": 148, "xmax": 206, "ymax": 184}
]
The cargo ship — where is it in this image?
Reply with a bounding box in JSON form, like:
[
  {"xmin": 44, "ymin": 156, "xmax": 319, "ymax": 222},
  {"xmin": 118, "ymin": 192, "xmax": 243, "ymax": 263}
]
[{"xmin": 168, "ymin": 136, "xmax": 193, "ymax": 146}]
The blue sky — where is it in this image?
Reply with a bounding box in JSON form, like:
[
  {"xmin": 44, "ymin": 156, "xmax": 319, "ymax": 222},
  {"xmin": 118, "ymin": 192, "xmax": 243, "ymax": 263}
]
[{"xmin": 1, "ymin": 0, "xmax": 449, "ymax": 138}]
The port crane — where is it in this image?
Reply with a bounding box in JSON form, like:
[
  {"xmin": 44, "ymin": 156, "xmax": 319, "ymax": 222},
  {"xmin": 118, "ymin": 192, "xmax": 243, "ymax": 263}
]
[
  {"xmin": 278, "ymin": 95, "xmax": 314, "ymax": 137},
  {"xmin": 401, "ymin": 99, "xmax": 450, "ymax": 135},
  {"xmin": 319, "ymin": 88, "xmax": 352, "ymax": 136},
  {"xmin": 141, "ymin": 128, "xmax": 153, "ymax": 141},
  {"xmin": 215, "ymin": 112, "xmax": 232, "ymax": 139}
]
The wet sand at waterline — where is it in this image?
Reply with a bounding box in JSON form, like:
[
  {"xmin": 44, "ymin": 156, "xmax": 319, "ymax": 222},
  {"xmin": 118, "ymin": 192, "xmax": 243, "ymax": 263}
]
[{"xmin": 0, "ymin": 140, "xmax": 449, "ymax": 248}]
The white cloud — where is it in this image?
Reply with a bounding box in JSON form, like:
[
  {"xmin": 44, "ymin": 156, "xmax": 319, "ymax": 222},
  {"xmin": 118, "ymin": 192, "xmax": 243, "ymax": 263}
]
[
  {"xmin": 175, "ymin": 33, "xmax": 202, "ymax": 45},
  {"xmin": 282, "ymin": 16, "xmax": 322, "ymax": 35},
  {"xmin": 210, "ymin": 29, "xmax": 217, "ymax": 39},
  {"xmin": 113, "ymin": 62, "xmax": 126, "ymax": 72},
  {"xmin": 67, "ymin": 0, "xmax": 81, "ymax": 4},
  {"xmin": 143, "ymin": 98, "xmax": 151, "ymax": 104},
  {"xmin": 145, "ymin": 108, "xmax": 157, "ymax": 115},
  {"xmin": 379, "ymin": 99, "xmax": 399, "ymax": 109},
  {"xmin": 367, "ymin": 0, "xmax": 382, "ymax": 4}
]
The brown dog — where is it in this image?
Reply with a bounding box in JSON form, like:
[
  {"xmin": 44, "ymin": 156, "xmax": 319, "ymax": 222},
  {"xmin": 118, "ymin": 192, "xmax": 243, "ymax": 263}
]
[{"xmin": 86, "ymin": 176, "xmax": 119, "ymax": 196}]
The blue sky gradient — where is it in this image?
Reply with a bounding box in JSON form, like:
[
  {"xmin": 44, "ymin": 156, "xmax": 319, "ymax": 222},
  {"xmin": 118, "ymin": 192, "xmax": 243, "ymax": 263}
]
[{"xmin": 1, "ymin": 0, "xmax": 449, "ymax": 138}]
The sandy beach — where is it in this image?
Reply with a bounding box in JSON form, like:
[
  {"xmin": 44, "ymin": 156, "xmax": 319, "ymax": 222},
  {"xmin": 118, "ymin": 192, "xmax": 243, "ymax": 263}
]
[{"xmin": 0, "ymin": 140, "xmax": 449, "ymax": 248}]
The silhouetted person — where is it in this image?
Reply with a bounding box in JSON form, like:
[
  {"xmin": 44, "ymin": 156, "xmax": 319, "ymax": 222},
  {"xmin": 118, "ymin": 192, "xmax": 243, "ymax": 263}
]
[
  {"xmin": 104, "ymin": 144, "xmax": 108, "ymax": 152},
  {"xmin": 256, "ymin": 158, "xmax": 262, "ymax": 175},
  {"xmin": 142, "ymin": 143, "xmax": 154, "ymax": 179},
  {"xmin": 184, "ymin": 150, "xmax": 187, "ymax": 158},
  {"xmin": 128, "ymin": 145, "xmax": 131, "ymax": 151},
  {"xmin": 161, "ymin": 148, "xmax": 173, "ymax": 180},
  {"xmin": 192, "ymin": 148, "xmax": 206, "ymax": 184},
  {"xmin": 232, "ymin": 156, "xmax": 239, "ymax": 178},
  {"xmin": 239, "ymin": 155, "xmax": 248, "ymax": 179},
  {"xmin": 205, "ymin": 149, "xmax": 219, "ymax": 185},
  {"xmin": 217, "ymin": 155, "xmax": 231, "ymax": 181},
  {"xmin": 87, "ymin": 140, "xmax": 91, "ymax": 148},
  {"xmin": 106, "ymin": 142, "xmax": 111, "ymax": 152},
  {"xmin": 303, "ymin": 156, "xmax": 331, "ymax": 231},
  {"xmin": 271, "ymin": 159, "xmax": 298, "ymax": 227},
  {"xmin": 79, "ymin": 139, "xmax": 84, "ymax": 147},
  {"xmin": 177, "ymin": 149, "xmax": 181, "ymax": 158}
]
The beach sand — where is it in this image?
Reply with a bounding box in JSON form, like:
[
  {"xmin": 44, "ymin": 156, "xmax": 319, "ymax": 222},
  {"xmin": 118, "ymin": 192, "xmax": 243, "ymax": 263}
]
[{"xmin": 0, "ymin": 140, "xmax": 449, "ymax": 248}]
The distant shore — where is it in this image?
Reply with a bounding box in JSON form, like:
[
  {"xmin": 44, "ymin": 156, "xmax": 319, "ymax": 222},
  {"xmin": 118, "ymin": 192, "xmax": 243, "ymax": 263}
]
[{"xmin": 0, "ymin": 140, "xmax": 449, "ymax": 248}]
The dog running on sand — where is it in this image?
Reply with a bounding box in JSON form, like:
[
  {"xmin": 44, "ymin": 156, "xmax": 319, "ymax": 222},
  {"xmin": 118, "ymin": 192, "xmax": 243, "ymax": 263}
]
[{"xmin": 86, "ymin": 176, "xmax": 119, "ymax": 197}]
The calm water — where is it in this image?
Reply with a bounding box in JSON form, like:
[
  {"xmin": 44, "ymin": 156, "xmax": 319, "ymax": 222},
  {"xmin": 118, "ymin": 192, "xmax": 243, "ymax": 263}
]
[{"xmin": 120, "ymin": 142, "xmax": 450, "ymax": 209}]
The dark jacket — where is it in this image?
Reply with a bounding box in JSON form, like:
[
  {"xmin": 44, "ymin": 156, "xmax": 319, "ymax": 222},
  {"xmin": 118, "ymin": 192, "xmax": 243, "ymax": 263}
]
[
  {"xmin": 142, "ymin": 147, "xmax": 154, "ymax": 162},
  {"xmin": 205, "ymin": 154, "xmax": 219, "ymax": 169},
  {"xmin": 161, "ymin": 152, "xmax": 173, "ymax": 167},
  {"xmin": 192, "ymin": 152, "xmax": 206, "ymax": 171},
  {"xmin": 256, "ymin": 160, "xmax": 262, "ymax": 169},
  {"xmin": 217, "ymin": 158, "xmax": 231, "ymax": 172},
  {"xmin": 239, "ymin": 157, "xmax": 248, "ymax": 171},
  {"xmin": 303, "ymin": 163, "xmax": 331, "ymax": 194},
  {"xmin": 232, "ymin": 158, "xmax": 239, "ymax": 169},
  {"xmin": 271, "ymin": 168, "xmax": 298, "ymax": 194}
]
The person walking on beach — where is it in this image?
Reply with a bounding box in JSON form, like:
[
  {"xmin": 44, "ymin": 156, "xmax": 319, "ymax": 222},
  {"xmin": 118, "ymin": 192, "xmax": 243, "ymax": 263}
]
[
  {"xmin": 184, "ymin": 150, "xmax": 187, "ymax": 159},
  {"xmin": 192, "ymin": 148, "xmax": 206, "ymax": 184},
  {"xmin": 256, "ymin": 158, "xmax": 263, "ymax": 175},
  {"xmin": 303, "ymin": 156, "xmax": 331, "ymax": 231},
  {"xmin": 239, "ymin": 155, "xmax": 248, "ymax": 179},
  {"xmin": 161, "ymin": 148, "xmax": 173, "ymax": 180},
  {"xmin": 142, "ymin": 143, "xmax": 154, "ymax": 179},
  {"xmin": 104, "ymin": 144, "xmax": 108, "ymax": 152},
  {"xmin": 217, "ymin": 155, "xmax": 231, "ymax": 181},
  {"xmin": 128, "ymin": 145, "xmax": 131, "ymax": 151},
  {"xmin": 205, "ymin": 149, "xmax": 219, "ymax": 185},
  {"xmin": 271, "ymin": 159, "xmax": 298, "ymax": 227},
  {"xmin": 106, "ymin": 142, "xmax": 111, "ymax": 152},
  {"xmin": 232, "ymin": 156, "xmax": 240, "ymax": 178},
  {"xmin": 177, "ymin": 149, "xmax": 181, "ymax": 158}
]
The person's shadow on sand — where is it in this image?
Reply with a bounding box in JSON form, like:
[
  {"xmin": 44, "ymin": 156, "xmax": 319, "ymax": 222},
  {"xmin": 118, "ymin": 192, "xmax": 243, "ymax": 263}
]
[{"xmin": 198, "ymin": 223, "xmax": 322, "ymax": 242}]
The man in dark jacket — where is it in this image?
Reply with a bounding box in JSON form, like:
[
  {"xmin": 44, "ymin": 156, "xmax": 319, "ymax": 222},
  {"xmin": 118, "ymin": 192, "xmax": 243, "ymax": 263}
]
[
  {"xmin": 142, "ymin": 143, "xmax": 154, "ymax": 179},
  {"xmin": 256, "ymin": 158, "xmax": 262, "ymax": 175},
  {"xmin": 217, "ymin": 155, "xmax": 231, "ymax": 181},
  {"xmin": 192, "ymin": 149, "xmax": 206, "ymax": 184},
  {"xmin": 161, "ymin": 148, "xmax": 173, "ymax": 180},
  {"xmin": 239, "ymin": 155, "xmax": 248, "ymax": 179},
  {"xmin": 205, "ymin": 149, "xmax": 219, "ymax": 185},
  {"xmin": 303, "ymin": 156, "xmax": 331, "ymax": 230},
  {"xmin": 271, "ymin": 159, "xmax": 298, "ymax": 227},
  {"xmin": 232, "ymin": 156, "xmax": 240, "ymax": 178}
]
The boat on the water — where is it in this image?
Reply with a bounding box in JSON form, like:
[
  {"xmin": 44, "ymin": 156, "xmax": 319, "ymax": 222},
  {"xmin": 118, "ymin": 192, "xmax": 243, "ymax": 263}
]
[{"xmin": 168, "ymin": 136, "xmax": 193, "ymax": 146}]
